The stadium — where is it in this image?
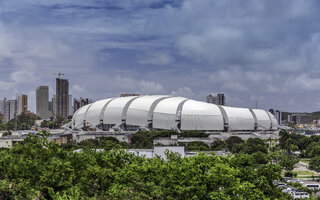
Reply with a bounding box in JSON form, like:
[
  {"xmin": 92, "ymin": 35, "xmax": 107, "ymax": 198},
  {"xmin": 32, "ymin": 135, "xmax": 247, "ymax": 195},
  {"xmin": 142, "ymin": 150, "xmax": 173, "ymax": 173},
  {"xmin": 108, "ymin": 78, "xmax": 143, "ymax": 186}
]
[{"xmin": 71, "ymin": 95, "xmax": 278, "ymax": 132}]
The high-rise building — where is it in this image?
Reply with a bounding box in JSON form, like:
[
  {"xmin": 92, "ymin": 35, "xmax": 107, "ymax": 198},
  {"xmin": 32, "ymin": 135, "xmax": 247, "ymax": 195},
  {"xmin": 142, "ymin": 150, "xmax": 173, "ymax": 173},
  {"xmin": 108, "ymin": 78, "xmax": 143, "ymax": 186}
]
[
  {"xmin": 16, "ymin": 94, "xmax": 28, "ymax": 115},
  {"xmin": 291, "ymin": 113, "xmax": 313, "ymax": 124},
  {"xmin": 56, "ymin": 78, "xmax": 69, "ymax": 119},
  {"xmin": 73, "ymin": 97, "xmax": 90, "ymax": 113},
  {"xmin": 36, "ymin": 86, "xmax": 50, "ymax": 119},
  {"xmin": 206, "ymin": 95, "xmax": 218, "ymax": 104},
  {"xmin": 48, "ymin": 101, "xmax": 53, "ymax": 117},
  {"xmin": 22, "ymin": 95, "xmax": 28, "ymax": 114},
  {"xmin": 206, "ymin": 93, "xmax": 226, "ymax": 106},
  {"xmin": 52, "ymin": 95, "xmax": 56, "ymax": 117},
  {"xmin": 275, "ymin": 110, "xmax": 282, "ymax": 125},
  {"xmin": 3, "ymin": 99, "xmax": 16, "ymax": 123},
  {"xmin": 217, "ymin": 93, "xmax": 225, "ymax": 105},
  {"xmin": 0, "ymin": 99, "xmax": 4, "ymax": 114},
  {"xmin": 68, "ymin": 94, "xmax": 73, "ymax": 116}
]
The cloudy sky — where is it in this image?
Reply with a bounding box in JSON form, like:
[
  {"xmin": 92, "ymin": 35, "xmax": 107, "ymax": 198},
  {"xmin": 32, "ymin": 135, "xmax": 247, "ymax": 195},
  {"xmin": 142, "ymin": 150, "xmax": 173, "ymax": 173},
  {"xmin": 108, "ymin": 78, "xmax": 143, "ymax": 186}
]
[{"xmin": 1, "ymin": 0, "xmax": 320, "ymax": 112}]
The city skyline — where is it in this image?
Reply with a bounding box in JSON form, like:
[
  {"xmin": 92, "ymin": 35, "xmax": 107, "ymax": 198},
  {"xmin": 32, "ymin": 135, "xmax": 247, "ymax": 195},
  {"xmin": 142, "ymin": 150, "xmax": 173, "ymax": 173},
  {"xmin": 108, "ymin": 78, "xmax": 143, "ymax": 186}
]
[{"xmin": 1, "ymin": 1, "xmax": 320, "ymax": 112}]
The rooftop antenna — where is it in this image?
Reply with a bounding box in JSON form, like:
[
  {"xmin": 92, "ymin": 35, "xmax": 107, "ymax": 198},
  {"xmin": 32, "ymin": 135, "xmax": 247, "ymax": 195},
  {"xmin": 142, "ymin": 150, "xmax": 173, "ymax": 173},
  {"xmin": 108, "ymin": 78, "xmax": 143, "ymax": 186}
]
[
  {"xmin": 255, "ymin": 100, "xmax": 258, "ymax": 109},
  {"xmin": 55, "ymin": 72, "xmax": 65, "ymax": 79}
]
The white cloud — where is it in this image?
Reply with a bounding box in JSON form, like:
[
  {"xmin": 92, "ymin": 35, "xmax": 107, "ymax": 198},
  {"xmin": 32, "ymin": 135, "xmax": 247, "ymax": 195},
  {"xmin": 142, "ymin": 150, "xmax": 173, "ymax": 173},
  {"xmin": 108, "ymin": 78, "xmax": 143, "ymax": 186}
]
[
  {"xmin": 222, "ymin": 82, "xmax": 248, "ymax": 92},
  {"xmin": 138, "ymin": 51, "xmax": 173, "ymax": 65},
  {"xmin": 285, "ymin": 74, "xmax": 320, "ymax": 91},
  {"xmin": 0, "ymin": 81, "xmax": 14, "ymax": 91},
  {"xmin": 171, "ymin": 87, "xmax": 193, "ymax": 97},
  {"xmin": 0, "ymin": 0, "xmax": 320, "ymax": 112},
  {"xmin": 139, "ymin": 80, "xmax": 164, "ymax": 93},
  {"xmin": 71, "ymin": 84, "xmax": 87, "ymax": 94}
]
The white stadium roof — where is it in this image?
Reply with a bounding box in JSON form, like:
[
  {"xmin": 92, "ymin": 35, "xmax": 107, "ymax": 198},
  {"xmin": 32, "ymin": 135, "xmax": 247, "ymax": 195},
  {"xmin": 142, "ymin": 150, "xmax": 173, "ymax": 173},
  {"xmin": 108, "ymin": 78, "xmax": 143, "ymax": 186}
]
[{"xmin": 72, "ymin": 95, "xmax": 278, "ymax": 131}]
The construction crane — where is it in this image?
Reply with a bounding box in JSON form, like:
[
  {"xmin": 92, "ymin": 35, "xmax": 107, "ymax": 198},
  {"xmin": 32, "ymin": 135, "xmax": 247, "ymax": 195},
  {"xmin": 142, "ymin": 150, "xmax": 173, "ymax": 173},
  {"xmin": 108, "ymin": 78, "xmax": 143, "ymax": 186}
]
[{"xmin": 55, "ymin": 72, "xmax": 65, "ymax": 79}]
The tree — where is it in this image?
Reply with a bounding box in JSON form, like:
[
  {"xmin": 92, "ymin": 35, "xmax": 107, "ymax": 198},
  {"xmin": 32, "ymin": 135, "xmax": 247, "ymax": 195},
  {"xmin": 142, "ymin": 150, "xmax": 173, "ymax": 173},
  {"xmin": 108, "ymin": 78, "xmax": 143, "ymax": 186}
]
[
  {"xmin": 279, "ymin": 155, "xmax": 298, "ymax": 171},
  {"xmin": 252, "ymin": 151, "xmax": 269, "ymax": 165},
  {"xmin": 279, "ymin": 129, "xmax": 290, "ymax": 149},
  {"xmin": 2, "ymin": 131, "xmax": 12, "ymax": 137},
  {"xmin": 284, "ymin": 171, "xmax": 297, "ymax": 178},
  {"xmin": 0, "ymin": 133, "xmax": 291, "ymax": 199},
  {"xmin": 211, "ymin": 139, "xmax": 227, "ymax": 151},
  {"xmin": 242, "ymin": 138, "xmax": 268, "ymax": 154},
  {"xmin": 186, "ymin": 141, "xmax": 210, "ymax": 151},
  {"xmin": 0, "ymin": 121, "xmax": 7, "ymax": 131},
  {"xmin": 131, "ymin": 130, "xmax": 177, "ymax": 149},
  {"xmin": 308, "ymin": 145, "xmax": 320, "ymax": 158},
  {"xmin": 180, "ymin": 131, "xmax": 209, "ymax": 137},
  {"xmin": 309, "ymin": 156, "xmax": 320, "ymax": 173},
  {"xmin": 285, "ymin": 138, "xmax": 298, "ymax": 154},
  {"xmin": 225, "ymin": 136, "xmax": 244, "ymax": 152}
]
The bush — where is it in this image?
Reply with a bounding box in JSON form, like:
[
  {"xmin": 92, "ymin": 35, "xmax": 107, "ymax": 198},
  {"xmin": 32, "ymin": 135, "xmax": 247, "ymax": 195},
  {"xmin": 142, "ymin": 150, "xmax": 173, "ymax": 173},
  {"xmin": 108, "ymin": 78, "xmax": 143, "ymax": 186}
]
[
  {"xmin": 284, "ymin": 171, "xmax": 297, "ymax": 178},
  {"xmin": 180, "ymin": 131, "xmax": 209, "ymax": 137},
  {"xmin": 225, "ymin": 136, "xmax": 244, "ymax": 152},
  {"xmin": 186, "ymin": 141, "xmax": 210, "ymax": 151},
  {"xmin": 131, "ymin": 130, "xmax": 178, "ymax": 149},
  {"xmin": 2, "ymin": 131, "xmax": 12, "ymax": 137},
  {"xmin": 211, "ymin": 139, "xmax": 227, "ymax": 151},
  {"xmin": 252, "ymin": 151, "xmax": 269, "ymax": 165}
]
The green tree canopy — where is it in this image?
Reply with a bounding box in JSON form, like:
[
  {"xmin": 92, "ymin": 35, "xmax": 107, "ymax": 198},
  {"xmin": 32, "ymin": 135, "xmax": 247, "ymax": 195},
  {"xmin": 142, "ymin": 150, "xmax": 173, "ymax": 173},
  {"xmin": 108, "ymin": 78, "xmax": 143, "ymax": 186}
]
[
  {"xmin": 0, "ymin": 134, "xmax": 291, "ymax": 199},
  {"xmin": 225, "ymin": 136, "xmax": 244, "ymax": 152},
  {"xmin": 185, "ymin": 141, "xmax": 210, "ymax": 151}
]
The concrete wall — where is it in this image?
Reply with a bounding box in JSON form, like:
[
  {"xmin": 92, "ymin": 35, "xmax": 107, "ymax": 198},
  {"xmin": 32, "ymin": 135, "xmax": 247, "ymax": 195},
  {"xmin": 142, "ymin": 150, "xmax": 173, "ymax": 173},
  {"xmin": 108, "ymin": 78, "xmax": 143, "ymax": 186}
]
[
  {"xmin": 74, "ymin": 132, "xmax": 130, "ymax": 143},
  {"xmin": 0, "ymin": 138, "xmax": 24, "ymax": 148}
]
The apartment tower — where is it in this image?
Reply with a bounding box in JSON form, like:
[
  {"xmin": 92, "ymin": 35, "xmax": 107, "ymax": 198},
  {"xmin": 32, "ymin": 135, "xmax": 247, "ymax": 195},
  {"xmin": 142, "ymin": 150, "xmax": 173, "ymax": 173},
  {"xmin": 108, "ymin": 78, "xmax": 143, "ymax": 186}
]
[
  {"xmin": 36, "ymin": 86, "xmax": 50, "ymax": 119},
  {"xmin": 56, "ymin": 78, "xmax": 69, "ymax": 119}
]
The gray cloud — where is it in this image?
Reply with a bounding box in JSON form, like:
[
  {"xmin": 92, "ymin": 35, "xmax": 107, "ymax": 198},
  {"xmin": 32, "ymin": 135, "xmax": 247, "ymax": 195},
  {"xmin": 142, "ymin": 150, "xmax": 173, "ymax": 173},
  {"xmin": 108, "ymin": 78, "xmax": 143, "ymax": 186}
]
[{"xmin": 0, "ymin": 0, "xmax": 320, "ymax": 112}]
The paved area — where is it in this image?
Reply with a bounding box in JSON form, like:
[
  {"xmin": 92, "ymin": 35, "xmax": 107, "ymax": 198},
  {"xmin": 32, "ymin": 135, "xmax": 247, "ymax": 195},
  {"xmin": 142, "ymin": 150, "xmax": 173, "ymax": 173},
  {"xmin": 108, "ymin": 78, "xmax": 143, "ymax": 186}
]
[{"xmin": 293, "ymin": 161, "xmax": 318, "ymax": 177}]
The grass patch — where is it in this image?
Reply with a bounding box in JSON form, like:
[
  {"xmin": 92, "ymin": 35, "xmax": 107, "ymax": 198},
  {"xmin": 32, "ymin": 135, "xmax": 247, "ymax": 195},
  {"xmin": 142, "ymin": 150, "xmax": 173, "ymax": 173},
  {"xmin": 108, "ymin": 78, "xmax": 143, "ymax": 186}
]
[
  {"xmin": 300, "ymin": 158, "xmax": 311, "ymax": 164},
  {"xmin": 297, "ymin": 176, "xmax": 320, "ymax": 179},
  {"xmin": 295, "ymin": 171, "xmax": 316, "ymax": 176}
]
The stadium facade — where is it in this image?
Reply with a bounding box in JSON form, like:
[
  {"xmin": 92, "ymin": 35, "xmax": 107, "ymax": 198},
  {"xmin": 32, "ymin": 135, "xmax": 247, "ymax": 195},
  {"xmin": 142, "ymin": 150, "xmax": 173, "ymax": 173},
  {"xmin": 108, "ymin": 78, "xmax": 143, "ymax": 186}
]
[{"xmin": 72, "ymin": 95, "xmax": 278, "ymax": 132}]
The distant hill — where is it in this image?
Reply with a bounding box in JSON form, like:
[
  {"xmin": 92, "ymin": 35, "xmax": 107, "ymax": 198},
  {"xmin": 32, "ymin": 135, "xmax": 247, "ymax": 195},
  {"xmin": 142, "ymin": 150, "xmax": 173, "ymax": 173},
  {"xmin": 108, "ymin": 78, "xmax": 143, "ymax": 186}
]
[{"xmin": 311, "ymin": 111, "xmax": 320, "ymax": 119}]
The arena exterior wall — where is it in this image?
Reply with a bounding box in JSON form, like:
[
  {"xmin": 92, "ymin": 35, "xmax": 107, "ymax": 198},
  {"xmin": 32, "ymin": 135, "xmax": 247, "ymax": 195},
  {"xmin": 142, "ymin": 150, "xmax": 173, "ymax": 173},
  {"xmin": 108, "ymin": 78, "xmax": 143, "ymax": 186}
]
[{"xmin": 72, "ymin": 95, "xmax": 278, "ymax": 132}]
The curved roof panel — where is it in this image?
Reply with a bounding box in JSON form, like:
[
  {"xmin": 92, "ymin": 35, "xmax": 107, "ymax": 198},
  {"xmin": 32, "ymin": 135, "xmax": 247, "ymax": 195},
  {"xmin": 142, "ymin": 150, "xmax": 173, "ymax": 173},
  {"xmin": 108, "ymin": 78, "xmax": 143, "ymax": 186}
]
[
  {"xmin": 181, "ymin": 100, "xmax": 224, "ymax": 130},
  {"xmin": 252, "ymin": 109, "xmax": 272, "ymax": 130},
  {"xmin": 73, "ymin": 104, "xmax": 91, "ymax": 128},
  {"xmin": 126, "ymin": 95, "xmax": 170, "ymax": 127},
  {"xmin": 267, "ymin": 111, "xmax": 279, "ymax": 130},
  {"xmin": 71, "ymin": 95, "xmax": 275, "ymax": 132},
  {"xmin": 72, "ymin": 108, "xmax": 81, "ymax": 129},
  {"xmin": 103, "ymin": 96, "xmax": 138, "ymax": 125},
  {"xmin": 153, "ymin": 97, "xmax": 188, "ymax": 130},
  {"xmin": 221, "ymin": 106, "xmax": 255, "ymax": 131},
  {"xmin": 85, "ymin": 98, "xmax": 113, "ymax": 127}
]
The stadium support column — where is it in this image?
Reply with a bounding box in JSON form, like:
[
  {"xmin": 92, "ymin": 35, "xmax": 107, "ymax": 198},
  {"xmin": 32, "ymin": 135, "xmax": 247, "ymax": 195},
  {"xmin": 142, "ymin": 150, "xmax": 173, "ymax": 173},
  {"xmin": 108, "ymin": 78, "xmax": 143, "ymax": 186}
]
[
  {"xmin": 175, "ymin": 99, "xmax": 189, "ymax": 132},
  {"xmin": 217, "ymin": 105, "xmax": 229, "ymax": 132},
  {"xmin": 147, "ymin": 97, "xmax": 171, "ymax": 129},
  {"xmin": 249, "ymin": 109, "xmax": 258, "ymax": 131}
]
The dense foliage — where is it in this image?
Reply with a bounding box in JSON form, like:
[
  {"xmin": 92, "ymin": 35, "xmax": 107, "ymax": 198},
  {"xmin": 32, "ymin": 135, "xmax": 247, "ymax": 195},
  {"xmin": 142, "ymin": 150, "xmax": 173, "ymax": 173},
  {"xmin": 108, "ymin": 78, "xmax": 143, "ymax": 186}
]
[
  {"xmin": 40, "ymin": 116, "xmax": 67, "ymax": 129},
  {"xmin": 185, "ymin": 141, "xmax": 210, "ymax": 151},
  {"xmin": 61, "ymin": 137, "xmax": 129, "ymax": 151},
  {"xmin": 0, "ymin": 113, "xmax": 36, "ymax": 131},
  {"xmin": 0, "ymin": 133, "xmax": 291, "ymax": 199},
  {"xmin": 131, "ymin": 130, "xmax": 208, "ymax": 149}
]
